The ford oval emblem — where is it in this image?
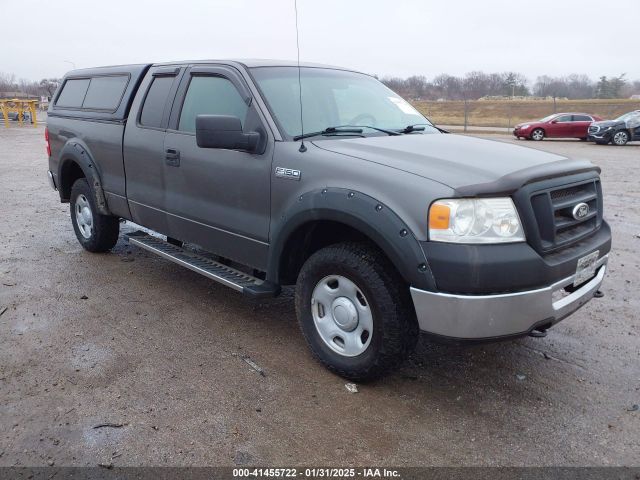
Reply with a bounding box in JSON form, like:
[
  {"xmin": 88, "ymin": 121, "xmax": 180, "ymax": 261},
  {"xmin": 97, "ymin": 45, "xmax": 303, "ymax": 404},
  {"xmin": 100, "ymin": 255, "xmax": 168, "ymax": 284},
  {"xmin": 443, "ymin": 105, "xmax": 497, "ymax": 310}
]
[{"xmin": 572, "ymin": 202, "xmax": 590, "ymax": 220}]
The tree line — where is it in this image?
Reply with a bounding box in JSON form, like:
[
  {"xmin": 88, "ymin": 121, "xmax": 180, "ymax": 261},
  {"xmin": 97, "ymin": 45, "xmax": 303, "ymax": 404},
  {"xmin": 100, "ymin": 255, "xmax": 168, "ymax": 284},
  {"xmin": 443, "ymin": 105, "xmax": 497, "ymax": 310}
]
[
  {"xmin": 2, "ymin": 70, "xmax": 639, "ymax": 102},
  {"xmin": 0, "ymin": 72, "xmax": 60, "ymax": 98},
  {"xmin": 380, "ymin": 72, "xmax": 640, "ymax": 101}
]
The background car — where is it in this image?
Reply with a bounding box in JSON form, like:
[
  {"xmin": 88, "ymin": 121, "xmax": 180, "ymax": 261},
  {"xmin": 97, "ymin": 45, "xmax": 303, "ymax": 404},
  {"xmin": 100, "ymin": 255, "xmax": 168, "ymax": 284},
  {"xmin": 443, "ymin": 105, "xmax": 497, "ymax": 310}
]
[
  {"xmin": 513, "ymin": 113, "xmax": 602, "ymax": 141},
  {"xmin": 588, "ymin": 110, "xmax": 640, "ymax": 146}
]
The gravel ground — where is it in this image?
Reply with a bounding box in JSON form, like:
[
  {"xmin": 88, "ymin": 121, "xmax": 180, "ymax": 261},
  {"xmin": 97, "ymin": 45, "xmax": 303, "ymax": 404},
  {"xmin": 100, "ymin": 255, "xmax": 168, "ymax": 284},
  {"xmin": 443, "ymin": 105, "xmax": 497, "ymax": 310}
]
[{"xmin": 0, "ymin": 126, "xmax": 638, "ymax": 467}]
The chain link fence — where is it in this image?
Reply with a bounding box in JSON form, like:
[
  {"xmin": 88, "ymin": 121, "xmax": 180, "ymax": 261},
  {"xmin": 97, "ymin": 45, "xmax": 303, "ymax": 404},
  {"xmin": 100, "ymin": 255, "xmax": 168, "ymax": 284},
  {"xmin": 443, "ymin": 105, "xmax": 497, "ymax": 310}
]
[{"xmin": 412, "ymin": 99, "xmax": 640, "ymax": 131}]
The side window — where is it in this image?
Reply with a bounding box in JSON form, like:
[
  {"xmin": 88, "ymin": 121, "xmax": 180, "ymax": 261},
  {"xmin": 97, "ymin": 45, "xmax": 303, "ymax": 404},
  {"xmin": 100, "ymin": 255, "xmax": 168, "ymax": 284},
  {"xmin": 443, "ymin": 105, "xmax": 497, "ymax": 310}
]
[
  {"xmin": 55, "ymin": 78, "xmax": 90, "ymax": 108},
  {"xmin": 556, "ymin": 115, "xmax": 572, "ymax": 122},
  {"xmin": 573, "ymin": 115, "xmax": 591, "ymax": 122},
  {"xmin": 82, "ymin": 76, "xmax": 129, "ymax": 110},
  {"xmin": 140, "ymin": 76, "xmax": 175, "ymax": 128},
  {"xmin": 178, "ymin": 76, "xmax": 248, "ymax": 133}
]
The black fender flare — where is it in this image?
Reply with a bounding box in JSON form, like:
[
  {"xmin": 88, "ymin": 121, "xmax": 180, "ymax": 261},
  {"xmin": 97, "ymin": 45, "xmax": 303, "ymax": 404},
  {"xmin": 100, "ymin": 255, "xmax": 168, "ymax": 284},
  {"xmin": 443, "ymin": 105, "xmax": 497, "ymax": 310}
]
[
  {"xmin": 57, "ymin": 139, "xmax": 110, "ymax": 215},
  {"xmin": 267, "ymin": 188, "xmax": 436, "ymax": 291}
]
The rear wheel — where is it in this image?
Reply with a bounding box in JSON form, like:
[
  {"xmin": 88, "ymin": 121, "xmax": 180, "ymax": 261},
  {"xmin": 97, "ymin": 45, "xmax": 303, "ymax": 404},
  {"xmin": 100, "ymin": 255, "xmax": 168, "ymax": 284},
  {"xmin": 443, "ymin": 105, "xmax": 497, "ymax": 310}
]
[
  {"xmin": 612, "ymin": 131, "xmax": 629, "ymax": 146},
  {"xmin": 295, "ymin": 242, "xmax": 418, "ymax": 381},
  {"xmin": 531, "ymin": 128, "xmax": 545, "ymax": 141},
  {"xmin": 70, "ymin": 178, "xmax": 119, "ymax": 252}
]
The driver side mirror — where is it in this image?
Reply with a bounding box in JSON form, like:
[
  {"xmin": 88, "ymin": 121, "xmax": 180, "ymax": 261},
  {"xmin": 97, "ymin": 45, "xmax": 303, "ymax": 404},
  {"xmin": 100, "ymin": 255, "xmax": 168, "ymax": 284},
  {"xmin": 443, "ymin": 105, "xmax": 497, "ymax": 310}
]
[{"xmin": 196, "ymin": 115, "xmax": 260, "ymax": 152}]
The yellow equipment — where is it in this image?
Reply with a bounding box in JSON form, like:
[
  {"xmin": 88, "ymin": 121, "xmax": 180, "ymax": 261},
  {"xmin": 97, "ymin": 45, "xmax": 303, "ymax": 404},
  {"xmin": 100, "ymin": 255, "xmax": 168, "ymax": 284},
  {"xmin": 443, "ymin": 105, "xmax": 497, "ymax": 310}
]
[{"xmin": 0, "ymin": 99, "xmax": 38, "ymax": 127}]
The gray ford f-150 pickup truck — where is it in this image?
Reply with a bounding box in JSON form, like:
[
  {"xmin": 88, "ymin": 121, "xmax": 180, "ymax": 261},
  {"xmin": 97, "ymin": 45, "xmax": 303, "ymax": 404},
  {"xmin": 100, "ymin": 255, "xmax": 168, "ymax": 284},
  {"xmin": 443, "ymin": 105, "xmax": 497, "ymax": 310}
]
[{"xmin": 46, "ymin": 60, "xmax": 611, "ymax": 380}]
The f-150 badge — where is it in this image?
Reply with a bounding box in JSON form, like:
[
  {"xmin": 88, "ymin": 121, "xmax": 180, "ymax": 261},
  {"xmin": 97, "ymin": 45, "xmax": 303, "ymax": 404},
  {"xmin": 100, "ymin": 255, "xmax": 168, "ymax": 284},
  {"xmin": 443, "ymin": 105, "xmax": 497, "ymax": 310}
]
[{"xmin": 275, "ymin": 167, "xmax": 301, "ymax": 180}]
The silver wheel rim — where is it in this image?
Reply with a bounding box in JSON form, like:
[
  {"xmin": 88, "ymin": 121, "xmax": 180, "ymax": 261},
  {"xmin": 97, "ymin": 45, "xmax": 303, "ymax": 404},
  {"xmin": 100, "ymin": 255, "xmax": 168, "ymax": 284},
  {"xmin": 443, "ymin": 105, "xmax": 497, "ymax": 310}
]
[
  {"xmin": 532, "ymin": 130, "xmax": 543, "ymax": 140},
  {"xmin": 311, "ymin": 275, "xmax": 373, "ymax": 357},
  {"xmin": 75, "ymin": 194, "xmax": 93, "ymax": 239},
  {"xmin": 613, "ymin": 132, "xmax": 627, "ymax": 145}
]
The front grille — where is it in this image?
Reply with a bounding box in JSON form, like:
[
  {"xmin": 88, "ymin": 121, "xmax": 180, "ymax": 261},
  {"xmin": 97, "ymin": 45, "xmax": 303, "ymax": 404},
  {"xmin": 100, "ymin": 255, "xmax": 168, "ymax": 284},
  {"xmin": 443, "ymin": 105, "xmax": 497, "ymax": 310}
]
[
  {"xmin": 528, "ymin": 179, "xmax": 602, "ymax": 252},
  {"xmin": 588, "ymin": 125, "xmax": 600, "ymax": 134}
]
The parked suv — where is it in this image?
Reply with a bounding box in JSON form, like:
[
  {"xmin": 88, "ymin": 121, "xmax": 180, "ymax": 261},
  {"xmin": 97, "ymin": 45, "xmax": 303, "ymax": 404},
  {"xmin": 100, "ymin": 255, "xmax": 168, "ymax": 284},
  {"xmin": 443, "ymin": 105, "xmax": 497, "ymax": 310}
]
[
  {"xmin": 513, "ymin": 113, "xmax": 602, "ymax": 141},
  {"xmin": 46, "ymin": 60, "xmax": 611, "ymax": 380},
  {"xmin": 588, "ymin": 110, "xmax": 640, "ymax": 145}
]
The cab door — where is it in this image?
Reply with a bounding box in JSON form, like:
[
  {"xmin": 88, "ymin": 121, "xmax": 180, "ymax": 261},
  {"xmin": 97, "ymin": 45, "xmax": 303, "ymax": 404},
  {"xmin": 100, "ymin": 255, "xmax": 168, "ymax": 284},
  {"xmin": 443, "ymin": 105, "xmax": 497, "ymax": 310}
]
[
  {"xmin": 123, "ymin": 66, "xmax": 184, "ymax": 233},
  {"xmin": 162, "ymin": 65, "xmax": 273, "ymax": 269}
]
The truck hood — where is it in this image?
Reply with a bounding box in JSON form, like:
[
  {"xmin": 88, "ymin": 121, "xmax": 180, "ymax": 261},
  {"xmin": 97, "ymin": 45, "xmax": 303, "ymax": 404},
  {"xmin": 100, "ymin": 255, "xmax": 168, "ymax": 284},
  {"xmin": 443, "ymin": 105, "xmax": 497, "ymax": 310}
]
[{"xmin": 313, "ymin": 133, "xmax": 599, "ymax": 195}]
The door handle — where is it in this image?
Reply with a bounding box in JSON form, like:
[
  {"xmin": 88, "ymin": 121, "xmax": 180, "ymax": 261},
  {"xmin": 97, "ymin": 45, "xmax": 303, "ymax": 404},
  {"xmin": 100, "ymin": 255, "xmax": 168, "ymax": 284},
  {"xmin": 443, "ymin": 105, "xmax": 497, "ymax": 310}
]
[{"xmin": 165, "ymin": 148, "xmax": 180, "ymax": 166}]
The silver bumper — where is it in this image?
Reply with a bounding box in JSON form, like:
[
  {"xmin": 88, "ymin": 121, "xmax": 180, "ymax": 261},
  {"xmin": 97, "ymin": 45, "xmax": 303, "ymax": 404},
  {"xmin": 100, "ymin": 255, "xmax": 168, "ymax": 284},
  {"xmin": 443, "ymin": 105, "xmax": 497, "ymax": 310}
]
[{"xmin": 410, "ymin": 255, "xmax": 608, "ymax": 339}]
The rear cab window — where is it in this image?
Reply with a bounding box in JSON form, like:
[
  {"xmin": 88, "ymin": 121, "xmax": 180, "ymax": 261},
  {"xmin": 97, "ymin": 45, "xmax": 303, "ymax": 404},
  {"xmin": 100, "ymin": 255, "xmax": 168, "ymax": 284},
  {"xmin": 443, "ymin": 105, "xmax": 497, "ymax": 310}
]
[{"xmin": 139, "ymin": 75, "xmax": 176, "ymax": 128}]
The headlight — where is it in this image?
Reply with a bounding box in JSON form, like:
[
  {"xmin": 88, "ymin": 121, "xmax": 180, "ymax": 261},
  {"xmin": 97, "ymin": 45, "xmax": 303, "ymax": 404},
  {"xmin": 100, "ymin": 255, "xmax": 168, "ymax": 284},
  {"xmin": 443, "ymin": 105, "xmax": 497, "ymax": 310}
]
[
  {"xmin": 429, "ymin": 198, "xmax": 525, "ymax": 244},
  {"xmin": 519, "ymin": 124, "xmax": 530, "ymax": 130}
]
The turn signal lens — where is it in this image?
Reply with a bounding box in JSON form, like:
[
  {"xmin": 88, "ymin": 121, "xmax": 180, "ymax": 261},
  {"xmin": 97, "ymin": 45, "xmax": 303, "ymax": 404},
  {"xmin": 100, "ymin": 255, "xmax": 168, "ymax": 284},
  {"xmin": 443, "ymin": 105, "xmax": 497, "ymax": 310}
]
[{"xmin": 428, "ymin": 203, "xmax": 450, "ymax": 230}]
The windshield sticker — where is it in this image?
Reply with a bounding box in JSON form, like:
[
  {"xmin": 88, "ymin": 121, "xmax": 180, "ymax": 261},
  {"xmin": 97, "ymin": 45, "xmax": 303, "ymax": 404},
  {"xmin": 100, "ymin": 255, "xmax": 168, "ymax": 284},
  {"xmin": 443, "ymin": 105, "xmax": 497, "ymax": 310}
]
[{"xmin": 388, "ymin": 96, "xmax": 420, "ymax": 115}]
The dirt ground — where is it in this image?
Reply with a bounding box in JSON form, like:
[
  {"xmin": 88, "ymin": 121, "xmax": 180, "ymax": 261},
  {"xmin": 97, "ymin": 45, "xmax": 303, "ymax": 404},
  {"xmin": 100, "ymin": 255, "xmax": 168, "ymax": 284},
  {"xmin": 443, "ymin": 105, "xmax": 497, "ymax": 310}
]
[{"xmin": 0, "ymin": 126, "xmax": 638, "ymax": 468}]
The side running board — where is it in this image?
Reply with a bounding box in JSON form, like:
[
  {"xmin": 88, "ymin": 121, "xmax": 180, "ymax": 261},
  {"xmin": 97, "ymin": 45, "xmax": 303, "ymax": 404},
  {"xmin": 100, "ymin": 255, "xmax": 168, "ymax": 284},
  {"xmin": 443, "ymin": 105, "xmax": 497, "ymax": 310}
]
[{"xmin": 126, "ymin": 231, "xmax": 279, "ymax": 298}]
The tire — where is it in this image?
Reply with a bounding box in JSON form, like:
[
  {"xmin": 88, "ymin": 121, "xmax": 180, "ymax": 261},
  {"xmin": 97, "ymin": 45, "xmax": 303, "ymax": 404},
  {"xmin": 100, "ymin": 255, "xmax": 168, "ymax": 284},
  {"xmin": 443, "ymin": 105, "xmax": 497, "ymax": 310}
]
[
  {"xmin": 70, "ymin": 178, "xmax": 119, "ymax": 252},
  {"xmin": 530, "ymin": 128, "xmax": 545, "ymax": 141},
  {"xmin": 612, "ymin": 130, "xmax": 629, "ymax": 146},
  {"xmin": 295, "ymin": 242, "xmax": 418, "ymax": 381}
]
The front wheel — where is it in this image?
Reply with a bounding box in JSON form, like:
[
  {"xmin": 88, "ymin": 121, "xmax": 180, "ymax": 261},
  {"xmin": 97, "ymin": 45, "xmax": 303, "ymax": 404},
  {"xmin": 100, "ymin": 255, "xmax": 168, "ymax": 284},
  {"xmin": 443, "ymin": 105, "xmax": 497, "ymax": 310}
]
[
  {"xmin": 612, "ymin": 131, "xmax": 629, "ymax": 146},
  {"xmin": 70, "ymin": 178, "xmax": 119, "ymax": 252},
  {"xmin": 531, "ymin": 128, "xmax": 545, "ymax": 141},
  {"xmin": 295, "ymin": 242, "xmax": 418, "ymax": 381}
]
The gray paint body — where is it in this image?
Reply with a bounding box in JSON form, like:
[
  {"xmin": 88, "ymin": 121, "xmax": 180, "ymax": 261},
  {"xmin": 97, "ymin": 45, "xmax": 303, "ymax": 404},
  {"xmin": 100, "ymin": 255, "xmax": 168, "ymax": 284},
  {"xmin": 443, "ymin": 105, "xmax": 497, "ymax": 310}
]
[{"xmin": 47, "ymin": 59, "xmax": 605, "ymax": 302}]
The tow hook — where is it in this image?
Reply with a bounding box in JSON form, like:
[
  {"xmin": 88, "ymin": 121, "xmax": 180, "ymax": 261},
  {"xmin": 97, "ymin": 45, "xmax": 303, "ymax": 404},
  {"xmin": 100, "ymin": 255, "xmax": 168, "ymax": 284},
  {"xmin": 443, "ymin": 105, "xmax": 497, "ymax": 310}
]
[
  {"xmin": 594, "ymin": 290, "xmax": 604, "ymax": 298},
  {"xmin": 529, "ymin": 328, "xmax": 548, "ymax": 338}
]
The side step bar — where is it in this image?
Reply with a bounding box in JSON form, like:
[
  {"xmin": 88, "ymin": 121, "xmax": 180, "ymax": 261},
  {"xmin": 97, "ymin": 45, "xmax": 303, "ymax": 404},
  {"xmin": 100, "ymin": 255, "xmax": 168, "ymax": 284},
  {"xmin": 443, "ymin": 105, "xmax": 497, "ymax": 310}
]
[{"xmin": 126, "ymin": 231, "xmax": 279, "ymax": 298}]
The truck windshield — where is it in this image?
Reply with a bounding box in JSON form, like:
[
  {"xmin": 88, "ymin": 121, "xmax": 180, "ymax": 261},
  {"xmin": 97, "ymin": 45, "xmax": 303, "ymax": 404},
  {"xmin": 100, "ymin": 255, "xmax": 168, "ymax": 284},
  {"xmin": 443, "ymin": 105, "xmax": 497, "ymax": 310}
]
[{"xmin": 251, "ymin": 66, "xmax": 437, "ymax": 139}]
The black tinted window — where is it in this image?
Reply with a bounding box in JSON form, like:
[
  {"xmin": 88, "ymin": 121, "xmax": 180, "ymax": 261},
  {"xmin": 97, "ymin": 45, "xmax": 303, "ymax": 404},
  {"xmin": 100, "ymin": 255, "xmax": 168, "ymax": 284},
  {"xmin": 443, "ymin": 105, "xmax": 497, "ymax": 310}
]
[
  {"xmin": 573, "ymin": 115, "xmax": 591, "ymax": 122},
  {"xmin": 140, "ymin": 76, "xmax": 175, "ymax": 128},
  {"xmin": 82, "ymin": 76, "xmax": 129, "ymax": 110},
  {"xmin": 178, "ymin": 76, "xmax": 248, "ymax": 133},
  {"xmin": 55, "ymin": 79, "xmax": 90, "ymax": 108}
]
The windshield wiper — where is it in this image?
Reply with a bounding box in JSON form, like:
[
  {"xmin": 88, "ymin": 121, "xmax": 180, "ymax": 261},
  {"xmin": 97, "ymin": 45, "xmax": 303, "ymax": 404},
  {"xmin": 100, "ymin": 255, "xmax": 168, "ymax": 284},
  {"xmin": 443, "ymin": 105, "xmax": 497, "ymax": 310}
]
[
  {"xmin": 400, "ymin": 123, "xmax": 449, "ymax": 134},
  {"xmin": 293, "ymin": 124, "xmax": 401, "ymax": 141},
  {"xmin": 400, "ymin": 124, "xmax": 427, "ymax": 133},
  {"xmin": 293, "ymin": 126, "xmax": 363, "ymax": 141},
  {"xmin": 344, "ymin": 125, "xmax": 401, "ymax": 136}
]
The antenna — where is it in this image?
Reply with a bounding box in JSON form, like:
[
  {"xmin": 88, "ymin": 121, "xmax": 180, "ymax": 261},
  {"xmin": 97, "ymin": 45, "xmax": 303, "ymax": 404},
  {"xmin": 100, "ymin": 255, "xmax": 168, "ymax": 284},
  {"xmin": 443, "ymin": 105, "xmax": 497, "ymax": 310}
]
[{"xmin": 294, "ymin": 0, "xmax": 306, "ymax": 153}]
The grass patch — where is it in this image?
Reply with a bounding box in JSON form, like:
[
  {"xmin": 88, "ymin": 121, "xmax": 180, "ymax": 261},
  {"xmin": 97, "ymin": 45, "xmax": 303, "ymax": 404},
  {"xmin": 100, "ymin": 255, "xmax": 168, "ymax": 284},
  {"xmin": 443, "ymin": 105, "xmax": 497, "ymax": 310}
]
[{"xmin": 411, "ymin": 99, "xmax": 640, "ymax": 127}]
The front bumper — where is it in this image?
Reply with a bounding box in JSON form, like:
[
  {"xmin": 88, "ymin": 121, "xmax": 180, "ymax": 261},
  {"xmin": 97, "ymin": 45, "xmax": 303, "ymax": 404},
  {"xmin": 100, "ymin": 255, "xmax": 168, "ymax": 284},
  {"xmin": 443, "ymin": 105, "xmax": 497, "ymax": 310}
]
[
  {"xmin": 588, "ymin": 130, "xmax": 613, "ymax": 142},
  {"xmin": 513, "ymin": 128, "xmax": 530, "ymax": 137},
  {"xmin": 410, "ymin": 255, "xmax": 607, "ymax": 340}
]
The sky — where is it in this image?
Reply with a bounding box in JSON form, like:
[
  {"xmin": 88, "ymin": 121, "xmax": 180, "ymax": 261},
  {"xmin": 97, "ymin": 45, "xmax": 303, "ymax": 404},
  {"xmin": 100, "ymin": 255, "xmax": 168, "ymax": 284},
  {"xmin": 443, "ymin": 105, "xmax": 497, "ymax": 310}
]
[{"xmin": 2, "ymin": 0, "xmax": 639, "ymax": 82}]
